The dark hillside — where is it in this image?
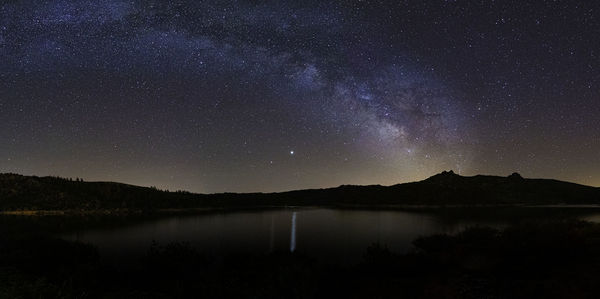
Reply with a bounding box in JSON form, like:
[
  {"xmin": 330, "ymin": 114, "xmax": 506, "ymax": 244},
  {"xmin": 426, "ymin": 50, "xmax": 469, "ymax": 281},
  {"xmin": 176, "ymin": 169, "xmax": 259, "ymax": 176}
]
[
  {"xmin": 1, "ymin": 171, "xmax": 599, "ymax": 211},
  {"xmin": 0, "ymin": 173, "xmax": 202, "ymax": 210}
]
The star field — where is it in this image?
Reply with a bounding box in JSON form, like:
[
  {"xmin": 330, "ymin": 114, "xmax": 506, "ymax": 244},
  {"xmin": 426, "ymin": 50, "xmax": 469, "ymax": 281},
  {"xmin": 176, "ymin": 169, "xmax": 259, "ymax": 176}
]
[{"xmin": 1, "ymin": 1, "xmax": 598, "ymax": 192}]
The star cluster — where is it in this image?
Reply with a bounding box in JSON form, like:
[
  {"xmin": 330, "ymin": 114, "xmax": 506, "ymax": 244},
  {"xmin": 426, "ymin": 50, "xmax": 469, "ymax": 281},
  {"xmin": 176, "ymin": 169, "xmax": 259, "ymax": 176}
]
[{"xmin": 1, "ymin": 1, "xmax": 598, "ymax": 192}]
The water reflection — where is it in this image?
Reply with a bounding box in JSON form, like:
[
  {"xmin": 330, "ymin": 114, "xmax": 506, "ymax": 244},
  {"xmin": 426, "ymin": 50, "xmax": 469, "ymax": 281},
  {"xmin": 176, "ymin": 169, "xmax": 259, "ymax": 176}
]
[
  {"xmin": 61, "ymin": 207, "xmax": 600, "ymax": 264},
  {"xmin": 290, "ymin": 211, "xmax": 297, "ymax": 252},
  {"xmin": 269, "ymin": 214, "xmax": 275, "ymax": 252}
]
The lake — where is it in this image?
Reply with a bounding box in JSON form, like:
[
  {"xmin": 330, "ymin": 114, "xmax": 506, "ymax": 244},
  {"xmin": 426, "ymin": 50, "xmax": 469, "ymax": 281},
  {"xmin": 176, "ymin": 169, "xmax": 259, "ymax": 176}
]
[{"xmin": 61, "ymin": 207, "xmax": 600, "ymax": 264}]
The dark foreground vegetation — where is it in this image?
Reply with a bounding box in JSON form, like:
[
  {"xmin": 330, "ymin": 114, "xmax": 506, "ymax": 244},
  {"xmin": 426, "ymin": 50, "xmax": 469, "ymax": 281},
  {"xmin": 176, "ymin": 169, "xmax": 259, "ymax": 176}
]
[
  {"xmin": 2, "ymin": 219, "xmax": 600, "ymax": 298},
  {"xmin": 1, "ymin": 171, "xmax": 599, "ymax": 211}
]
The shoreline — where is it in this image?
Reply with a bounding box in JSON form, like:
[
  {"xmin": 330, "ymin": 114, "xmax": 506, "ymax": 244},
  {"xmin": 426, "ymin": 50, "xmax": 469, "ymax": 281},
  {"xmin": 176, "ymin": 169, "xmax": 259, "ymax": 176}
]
[{"xmin": 3, "ymin": 203, "xmax": 600, "ymax": 216}]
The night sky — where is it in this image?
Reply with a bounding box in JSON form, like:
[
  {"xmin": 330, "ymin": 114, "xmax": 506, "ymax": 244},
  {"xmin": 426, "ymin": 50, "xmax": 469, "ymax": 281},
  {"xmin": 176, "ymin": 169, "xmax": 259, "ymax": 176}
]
[{"xmin": 1, "ymin": 1, "xmax": 598, "ymax": 193}]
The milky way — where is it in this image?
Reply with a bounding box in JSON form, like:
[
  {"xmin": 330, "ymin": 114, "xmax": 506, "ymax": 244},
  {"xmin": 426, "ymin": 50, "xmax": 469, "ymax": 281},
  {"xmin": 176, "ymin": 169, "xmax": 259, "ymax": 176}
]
[{"xmin": 1, "ymin": 1, "xmax": 598, "ymax": 192}]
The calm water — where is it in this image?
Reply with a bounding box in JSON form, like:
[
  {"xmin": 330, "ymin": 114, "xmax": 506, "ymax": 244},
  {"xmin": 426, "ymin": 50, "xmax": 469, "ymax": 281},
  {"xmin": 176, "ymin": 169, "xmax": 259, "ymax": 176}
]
[{"xmin": 62, "ymin": 207, "xmax": 600, "ymax": 264}]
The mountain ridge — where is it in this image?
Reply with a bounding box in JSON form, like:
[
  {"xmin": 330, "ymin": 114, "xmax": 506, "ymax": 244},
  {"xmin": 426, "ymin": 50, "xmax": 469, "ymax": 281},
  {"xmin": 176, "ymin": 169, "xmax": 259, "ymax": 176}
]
[{"xmin": 1, "ymin": 171, "xmax": 599, "ymax": 211}]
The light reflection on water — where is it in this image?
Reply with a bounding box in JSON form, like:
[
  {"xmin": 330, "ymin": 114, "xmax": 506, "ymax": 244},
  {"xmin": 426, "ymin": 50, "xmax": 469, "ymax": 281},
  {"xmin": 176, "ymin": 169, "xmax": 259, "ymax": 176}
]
[{"xmin": 290, "ymin": 211, "xmax": 297, "ymax": 252}]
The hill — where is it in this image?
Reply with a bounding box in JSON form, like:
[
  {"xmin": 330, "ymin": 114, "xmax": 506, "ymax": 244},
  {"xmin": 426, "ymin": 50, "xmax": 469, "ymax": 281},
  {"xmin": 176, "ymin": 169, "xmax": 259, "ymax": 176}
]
[{"xmin": 0, "ymin": 171, "xmax": 599, "ymax": 212}]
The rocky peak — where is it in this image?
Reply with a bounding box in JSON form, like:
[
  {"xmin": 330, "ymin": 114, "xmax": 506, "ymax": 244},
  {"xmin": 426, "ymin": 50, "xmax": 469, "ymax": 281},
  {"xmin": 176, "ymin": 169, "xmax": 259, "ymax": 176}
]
[{"xmin": 508, "ymin": 172, "xmax": 523, "ymax": 180}]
